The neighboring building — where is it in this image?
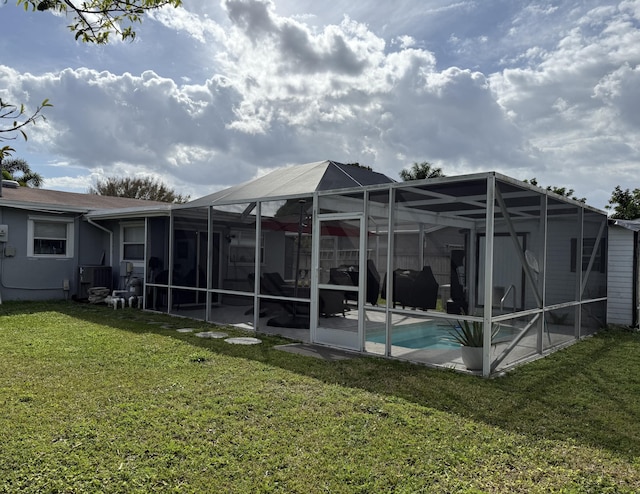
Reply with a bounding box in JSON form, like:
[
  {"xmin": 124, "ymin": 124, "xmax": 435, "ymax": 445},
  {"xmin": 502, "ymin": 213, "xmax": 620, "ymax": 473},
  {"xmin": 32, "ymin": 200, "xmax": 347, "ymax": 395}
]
[
  {"xmin": 607, "ymin": 219, "xmax": 640, "ymax": 327},
  {"xmin": 0, "ymin": 161, "xmax": 611, "ymax": 376}
]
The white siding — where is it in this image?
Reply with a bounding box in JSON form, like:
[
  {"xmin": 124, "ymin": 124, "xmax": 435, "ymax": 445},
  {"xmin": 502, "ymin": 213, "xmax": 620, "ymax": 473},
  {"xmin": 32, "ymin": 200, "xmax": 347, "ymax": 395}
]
[{"xmin": 607, "ymin": 226, "xmax": 634, "ymax": 325}]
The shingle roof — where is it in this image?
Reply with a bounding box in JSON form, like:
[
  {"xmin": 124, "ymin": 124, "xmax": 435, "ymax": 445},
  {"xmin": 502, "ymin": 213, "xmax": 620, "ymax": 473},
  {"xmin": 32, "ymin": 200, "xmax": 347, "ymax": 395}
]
[
  {"xmin": 609, "ymin": 218, "xmax": 640, "ymax": 231},
  {"xmin": 0, "ymin": 185, "xmax": 167, "ymax": 212}
]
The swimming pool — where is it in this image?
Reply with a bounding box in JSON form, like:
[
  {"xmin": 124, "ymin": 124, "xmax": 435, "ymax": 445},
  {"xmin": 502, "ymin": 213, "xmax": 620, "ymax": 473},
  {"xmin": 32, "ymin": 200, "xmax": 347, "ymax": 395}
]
[{"xmin": 367, "ymin": 321, "xmax": 517, "ymax": 350}]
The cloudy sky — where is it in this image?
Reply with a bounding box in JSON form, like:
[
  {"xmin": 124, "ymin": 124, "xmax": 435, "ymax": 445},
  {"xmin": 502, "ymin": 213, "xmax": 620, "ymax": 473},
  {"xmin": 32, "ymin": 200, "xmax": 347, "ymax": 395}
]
[{"xmin": 1, "ymin": 0, "xmax": 639, "ymax": 210}]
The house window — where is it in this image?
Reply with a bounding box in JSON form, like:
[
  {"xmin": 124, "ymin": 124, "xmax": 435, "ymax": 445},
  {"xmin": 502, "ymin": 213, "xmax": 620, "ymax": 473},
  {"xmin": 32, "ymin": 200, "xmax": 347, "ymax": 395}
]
[
  {"xmin": 121, "ymin": 223, "xmax": 145, "ymax": 262},
  {"xmin": 27, "ymin": 217, "xmax": 74, "ymax": 258},
  {"xmin": 570, "ymin": 238, "xmax": 605, "ymax": 273}
]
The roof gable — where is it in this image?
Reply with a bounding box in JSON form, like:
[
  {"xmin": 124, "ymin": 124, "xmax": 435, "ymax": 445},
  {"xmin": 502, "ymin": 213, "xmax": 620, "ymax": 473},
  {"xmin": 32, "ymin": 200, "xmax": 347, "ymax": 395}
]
[{"xmin": 184, "ymin": 160, "xmax": 394, "ymax": 207}]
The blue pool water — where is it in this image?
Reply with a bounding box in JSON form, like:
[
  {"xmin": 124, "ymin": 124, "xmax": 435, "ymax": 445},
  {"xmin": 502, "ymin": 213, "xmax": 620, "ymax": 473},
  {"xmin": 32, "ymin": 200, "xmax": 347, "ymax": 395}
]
[
  {"xmin": 367, "ymin": 322, "xmax": 516, "ymax": 350},
  {"xmin": 367, "ymin": 322, "xmax": 457, "ymax": 350}
]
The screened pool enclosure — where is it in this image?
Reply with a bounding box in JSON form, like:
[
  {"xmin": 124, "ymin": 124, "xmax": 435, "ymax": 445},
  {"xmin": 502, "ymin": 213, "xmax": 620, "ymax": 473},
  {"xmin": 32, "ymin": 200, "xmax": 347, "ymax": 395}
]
[{"xmin": 138, "ymin": 162, "xmax": 607, "ymax": 376}]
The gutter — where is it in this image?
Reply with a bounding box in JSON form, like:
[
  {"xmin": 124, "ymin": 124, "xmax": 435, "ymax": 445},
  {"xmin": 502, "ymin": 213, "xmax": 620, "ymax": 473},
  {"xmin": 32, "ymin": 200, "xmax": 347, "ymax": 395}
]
[
  {"xmin": 85, "ymin": 204, "xmax": 172, "ymax": 221},
  {"xmin": 0, "ymin": 200, "xmax": 89, "ymax": 214},
  {"xmin": 86, "ymin": 217, "xmax": 113, "ymax": 267}
]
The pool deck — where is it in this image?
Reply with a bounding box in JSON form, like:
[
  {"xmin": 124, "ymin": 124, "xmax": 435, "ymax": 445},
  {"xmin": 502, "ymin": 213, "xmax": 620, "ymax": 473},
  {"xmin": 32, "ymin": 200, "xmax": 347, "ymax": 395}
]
[{"xmin": 167, "ymin": 302, "xmax": 586, "ymax": 375}]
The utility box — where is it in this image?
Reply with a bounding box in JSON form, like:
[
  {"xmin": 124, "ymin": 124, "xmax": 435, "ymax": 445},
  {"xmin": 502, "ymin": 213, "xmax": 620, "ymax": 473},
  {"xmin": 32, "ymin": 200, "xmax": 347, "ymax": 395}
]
[{"xmin": 0, "ymin": 225, "xmax": 8, "ymax": 242}]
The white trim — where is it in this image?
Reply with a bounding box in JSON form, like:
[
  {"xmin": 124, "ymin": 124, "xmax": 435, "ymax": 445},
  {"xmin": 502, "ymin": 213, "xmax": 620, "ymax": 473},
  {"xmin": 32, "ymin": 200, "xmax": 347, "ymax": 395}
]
[
  {"xmin": 27, "ymin": 215, "xmax": 74, "ymax": 258},
  {"xmin": 119, "ymin": 221, "xmax": 145, "ymax": 266}
]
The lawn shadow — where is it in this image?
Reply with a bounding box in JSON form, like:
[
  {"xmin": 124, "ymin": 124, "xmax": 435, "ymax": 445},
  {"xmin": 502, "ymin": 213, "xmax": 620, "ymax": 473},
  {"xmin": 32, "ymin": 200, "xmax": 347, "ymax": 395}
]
[{"xmin": 10, "ymin": 301, "xmax": 640, "ymax": 461}]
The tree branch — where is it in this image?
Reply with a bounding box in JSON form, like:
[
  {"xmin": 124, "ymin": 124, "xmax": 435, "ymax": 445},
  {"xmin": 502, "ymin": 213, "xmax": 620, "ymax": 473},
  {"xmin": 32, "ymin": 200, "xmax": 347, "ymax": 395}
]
[{"xmin": 20, "ymin": 0, "xmax": 182, "ymax": 43}]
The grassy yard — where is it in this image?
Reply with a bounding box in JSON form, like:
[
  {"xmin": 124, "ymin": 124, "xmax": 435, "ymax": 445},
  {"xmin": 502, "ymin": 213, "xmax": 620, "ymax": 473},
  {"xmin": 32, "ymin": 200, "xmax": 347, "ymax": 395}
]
[{"xmin": 1, "ymin": 301, "xmax": 639, "ymax": 493}]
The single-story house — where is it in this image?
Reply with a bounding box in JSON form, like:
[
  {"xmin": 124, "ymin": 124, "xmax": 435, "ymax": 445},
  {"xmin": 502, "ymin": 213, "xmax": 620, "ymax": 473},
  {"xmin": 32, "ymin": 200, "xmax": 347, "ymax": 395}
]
[
  {"xmin": 0, "ymin": 161, "xmax": 610, "ymax": 376},
  {"xmin": 0, "ymin": 180, "xmax": 170, "ymax": 301}
]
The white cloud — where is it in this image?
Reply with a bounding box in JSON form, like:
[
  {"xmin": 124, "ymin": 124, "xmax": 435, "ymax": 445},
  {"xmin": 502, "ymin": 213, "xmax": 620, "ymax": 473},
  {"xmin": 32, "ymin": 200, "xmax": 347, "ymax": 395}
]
[
  {"xmin": 149, "ymin": 5, "xmax": 226, "ymax": 44},
  {"xmin": 488, "ymin": 1, "xmax": 640, "ymax": 204},
  {"xmin": 4, "ymin": 0, "xmax": 640, "ymax": 210},
  {"xmin": 395, "ymin": 35, "xmax": 416, "ymax": 49}
]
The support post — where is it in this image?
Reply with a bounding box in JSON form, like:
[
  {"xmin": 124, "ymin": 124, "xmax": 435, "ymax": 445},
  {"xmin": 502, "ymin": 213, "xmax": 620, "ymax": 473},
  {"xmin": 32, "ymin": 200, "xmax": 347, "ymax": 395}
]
[{"xmin": 482, "ymin": 175, "xmax": 496, "ymax": 377}]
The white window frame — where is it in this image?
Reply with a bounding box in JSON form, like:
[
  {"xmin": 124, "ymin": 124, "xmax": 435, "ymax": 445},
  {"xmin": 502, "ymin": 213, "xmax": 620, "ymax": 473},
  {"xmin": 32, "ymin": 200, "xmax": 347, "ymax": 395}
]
[
  {"xmin": 27, "ymin": 216, "xmax": 74, "ymax": 258},
  {"xmin": 120, "ymin": 221, "xmax": 145, "ymax": 266}
]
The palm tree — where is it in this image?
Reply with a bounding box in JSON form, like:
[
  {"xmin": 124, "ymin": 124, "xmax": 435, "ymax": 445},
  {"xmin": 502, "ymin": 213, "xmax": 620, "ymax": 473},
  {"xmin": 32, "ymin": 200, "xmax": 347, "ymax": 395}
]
[
  {"xmin": 399, "ymin": 161, "xmax": 445, "ymax": 181},
  {"xmin": 0, "ymin": 157, "xmax": 44, "ymax": 187}
]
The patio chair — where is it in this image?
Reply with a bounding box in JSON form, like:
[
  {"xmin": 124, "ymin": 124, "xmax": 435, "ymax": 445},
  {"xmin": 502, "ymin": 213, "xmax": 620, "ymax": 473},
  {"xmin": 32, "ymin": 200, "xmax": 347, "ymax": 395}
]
[
  {"xmin": 366, "ymin": 259, "xmax": 381, "ymax": 306},
  {"xmin": 260, "ymin": 272, "xmax": 310, "ymax": 315},
  {"xmin": 319, "ymin": 289, "xmax": 348, "ymax": 317},
  {"xmin": 262, "ymin": 272, "xmax": 294, "ymax": 296},
  {"xmin": 382, "ymin": 266, "xmax": 439, "ymax": 310},
  {"xmin": 446, "ymin": 250, "xmax": 468, "ymax": 314},
  {"xmin": 328, "ymin": 260, "xmax": 381, "ymax": 306}
]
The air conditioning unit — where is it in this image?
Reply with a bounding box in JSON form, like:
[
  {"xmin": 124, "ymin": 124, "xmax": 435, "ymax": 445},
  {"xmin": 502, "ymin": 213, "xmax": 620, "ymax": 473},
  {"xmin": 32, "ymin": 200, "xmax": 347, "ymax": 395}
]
[{"xmin": 77, "ymin": 265, "xmax": 112, "ymax": 299}]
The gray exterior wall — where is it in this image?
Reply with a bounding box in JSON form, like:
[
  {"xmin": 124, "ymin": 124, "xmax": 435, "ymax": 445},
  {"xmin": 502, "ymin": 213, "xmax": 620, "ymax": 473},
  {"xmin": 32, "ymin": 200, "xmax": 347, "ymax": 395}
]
[{"xmin": 0, "ymin": 208, "xmax": 108, "ymax": 301}]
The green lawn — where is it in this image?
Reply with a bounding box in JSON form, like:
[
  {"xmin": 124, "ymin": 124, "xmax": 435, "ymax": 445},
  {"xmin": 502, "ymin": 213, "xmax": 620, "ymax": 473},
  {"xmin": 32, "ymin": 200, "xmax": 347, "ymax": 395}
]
[{"xmin": 1, "ymin": 301, "xmax": 639, "ymax": 493}]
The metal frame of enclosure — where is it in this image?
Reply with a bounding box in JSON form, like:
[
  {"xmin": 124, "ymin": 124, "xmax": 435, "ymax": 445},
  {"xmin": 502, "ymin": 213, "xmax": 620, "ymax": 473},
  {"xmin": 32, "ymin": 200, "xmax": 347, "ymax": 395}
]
[{"xmin": 141, "ymin": 171, "xmax": 607, "ymax": 376}]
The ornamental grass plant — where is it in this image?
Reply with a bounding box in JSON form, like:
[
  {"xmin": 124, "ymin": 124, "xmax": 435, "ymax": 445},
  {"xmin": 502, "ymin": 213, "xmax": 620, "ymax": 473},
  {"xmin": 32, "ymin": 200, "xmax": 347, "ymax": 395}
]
[{"xmin": 447, "ymin": 317, "xmax": 500, "ymax": 347}]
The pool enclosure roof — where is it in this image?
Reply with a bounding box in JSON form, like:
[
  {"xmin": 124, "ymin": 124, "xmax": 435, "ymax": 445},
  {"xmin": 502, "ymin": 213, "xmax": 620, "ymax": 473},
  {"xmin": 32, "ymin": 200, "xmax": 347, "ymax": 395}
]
[
  {"xmin": 178, "ymin": 161, "xmax": 605, "ymax": 223},
  {"xmin": 86, "ymin": 161, "xmax": 606, "ymax": 224},
  {"xmin": 180, "ymin": 160, "xmax": 395, "ymax": 208}
]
